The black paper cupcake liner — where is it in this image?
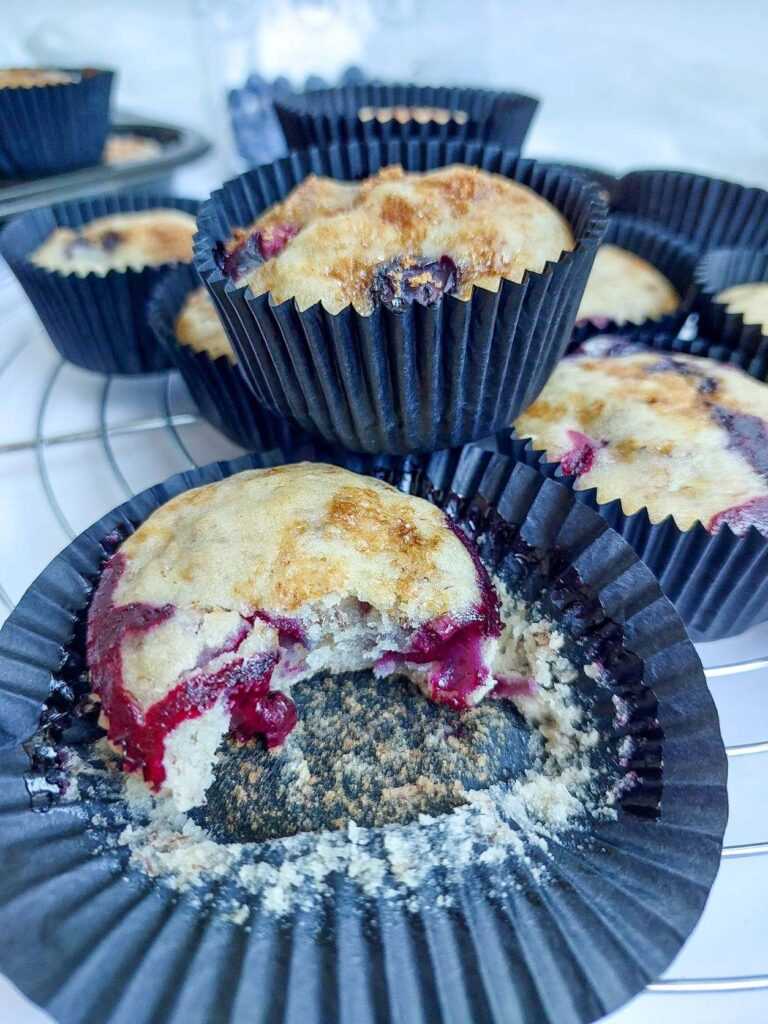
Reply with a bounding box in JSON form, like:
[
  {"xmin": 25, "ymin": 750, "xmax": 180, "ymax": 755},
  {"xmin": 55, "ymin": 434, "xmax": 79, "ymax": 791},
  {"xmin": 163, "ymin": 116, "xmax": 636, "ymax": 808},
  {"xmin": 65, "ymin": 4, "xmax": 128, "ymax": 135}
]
[
  {"xmin": 194, "ymin": 140, "xmax": 607, "ymax": 454},
  {"xmin": 148, "ymin": 263, "xmax": 308, "ymax": 451},
  {"xmin": 0, "ymin": 444, "xmax": 727, "ymax": 1024},
  {"xmin": 612, "ymin": 168, "xmax": 768, "ymax": 251},
  {"xmin": 574, "ymin": 213, "xmax": 698, "ymax": 338},
  {"xmin": 499, "ymin": 320, "xmax": 768, "ymax": 640},
  {"xmin": 273, "ymin": 82, "xmax": 539, "ymax": 150},
  {"xmin": 0, "ymin": 68, "xmax": 114, "ymax": 178},
  {"xmin": 694, "ymin": 246, "xmax": 768, "ymax": 356},
  {"xmin": 0, "ymin": 192, "xmax": 200, "ymax": 374}
]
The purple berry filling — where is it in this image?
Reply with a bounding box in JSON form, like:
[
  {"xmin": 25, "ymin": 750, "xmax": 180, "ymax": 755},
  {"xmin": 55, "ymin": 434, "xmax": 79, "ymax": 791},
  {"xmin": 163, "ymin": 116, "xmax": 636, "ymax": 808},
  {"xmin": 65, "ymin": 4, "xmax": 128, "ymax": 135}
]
[
  {"xmin": 371, "ymin": 254, "xmax": 458, "ymax": 312},
  {"xmin": 560, "ymin": 429, "xmax": 604, "ymax": 478},
  {"xmin": 215, "ymin": 222, "xmax": 299, "ymax": 281}
]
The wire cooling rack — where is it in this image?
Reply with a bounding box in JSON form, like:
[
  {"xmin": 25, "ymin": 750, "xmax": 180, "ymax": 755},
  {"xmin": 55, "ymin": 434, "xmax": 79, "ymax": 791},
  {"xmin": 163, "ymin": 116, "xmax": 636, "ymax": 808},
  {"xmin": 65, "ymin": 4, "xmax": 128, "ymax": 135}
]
[{"xmin": 0, "ymin": 265, "xmax": 766, "ymax": 1024}]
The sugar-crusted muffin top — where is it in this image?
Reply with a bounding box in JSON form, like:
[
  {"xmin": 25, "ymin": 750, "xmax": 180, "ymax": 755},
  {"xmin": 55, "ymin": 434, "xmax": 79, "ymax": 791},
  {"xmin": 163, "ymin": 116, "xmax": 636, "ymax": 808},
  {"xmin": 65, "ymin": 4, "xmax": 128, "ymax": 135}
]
[
  {"xmin": 715, "ymin": 282, "xmax": 768, "ymax": 333},
  {"xmin": 577, "ymin": 244, "xmax": 680, "ymax": 324},
  {"xmin": 357, "ymin": 105, "xmax": 468, "ymax": 126},
  {"xmin": 103, "ymin": 134, "xmax": 163, "ymax": 166},
  {"xmin": 30, "ymin": 209, "xmax": 197, "ymax": 276},
  {"xmin": 115, "ymin": 462, "xmax": 481, "ymax": 626},
  {"xmin": 0, "ymin": 68, "xmax": 77, "ymax": 89},
  {"xmin": 175, "ymin": 286, "xmax": 233, "ymax": 361},
  {"xmin": 514, "ymin": 342, "xmax": 768, "ymax": 534},
  {"xmin": 217, "ymin": 164, "xmax": 574, "ymax": 315}
]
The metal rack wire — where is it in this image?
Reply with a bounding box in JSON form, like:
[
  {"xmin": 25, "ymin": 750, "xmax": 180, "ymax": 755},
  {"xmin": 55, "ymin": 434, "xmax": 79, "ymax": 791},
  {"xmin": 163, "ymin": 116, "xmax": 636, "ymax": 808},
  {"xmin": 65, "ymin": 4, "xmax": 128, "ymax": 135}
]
[{"xmin": 1, "ymin": 330, "xmax": 767, "ymax": 1000}]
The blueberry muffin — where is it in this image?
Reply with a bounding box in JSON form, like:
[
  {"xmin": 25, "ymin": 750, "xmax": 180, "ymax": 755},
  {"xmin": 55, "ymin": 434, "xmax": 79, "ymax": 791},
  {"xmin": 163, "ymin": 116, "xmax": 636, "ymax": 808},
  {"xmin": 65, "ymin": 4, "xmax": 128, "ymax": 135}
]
[
  {"xmin": 175, "ymin": 285, "xmax": 233, "ymax": 362},
  {"xmin": 30, "ymin": 209, "xmax": 197, "ymax": 276},
  {"xmin": 87, "ymin": 463, "xmax": 503, "ymax": 810},
  {"xmin": 215, "ymin": 164, "xmax": 574, "ymax": 315},
  {"xmin": 514, "ymin": 338, "xmax": 768, "ymax": 535},
  {"xmin": 577, "ymin": 243, "xmax": 680, "ymax": 324},
  {"xmin": 714, "ymin": 282, "xmax": 768, "ymax": 335}
]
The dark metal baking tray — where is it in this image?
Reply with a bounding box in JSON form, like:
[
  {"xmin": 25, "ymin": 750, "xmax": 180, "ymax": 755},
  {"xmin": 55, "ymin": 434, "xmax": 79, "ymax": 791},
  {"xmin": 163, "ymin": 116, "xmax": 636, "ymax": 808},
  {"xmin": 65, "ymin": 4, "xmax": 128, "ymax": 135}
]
[{"xmin": 0, "ymin": 113, "xmax": 210, "ymax": 221}]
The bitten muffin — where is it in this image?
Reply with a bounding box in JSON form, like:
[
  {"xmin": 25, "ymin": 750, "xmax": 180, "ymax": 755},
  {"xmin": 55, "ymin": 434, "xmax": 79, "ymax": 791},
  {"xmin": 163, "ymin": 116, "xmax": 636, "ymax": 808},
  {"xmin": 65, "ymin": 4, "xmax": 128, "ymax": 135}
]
[
  {"xmin": 215, "ymin": 164, "xmax": 574, "ymax": 315},
  {"xmin": 30, "ymin": 209, "xmax": 197, "ymax": 276},
  {"xmin": 87, "ymin": 463, "xmax": 503, "ymax": 811},
  {"xmin": 514, "ymin": 337, "xmax": 768, "ymax": 535},
  {"xmin": 577, "ymin": 243, "xmax": 680, "ymax": 324},
  {"xmin": 714, "ymin": 282, "xmax": 768, "ymax": 334},
  {"xmin": 175, "ymin": 285, "xmax": 233, "ymax": 362},
  {"xmin": 0, "ymin": 69, "xmax": 78, "ymax": 88}
]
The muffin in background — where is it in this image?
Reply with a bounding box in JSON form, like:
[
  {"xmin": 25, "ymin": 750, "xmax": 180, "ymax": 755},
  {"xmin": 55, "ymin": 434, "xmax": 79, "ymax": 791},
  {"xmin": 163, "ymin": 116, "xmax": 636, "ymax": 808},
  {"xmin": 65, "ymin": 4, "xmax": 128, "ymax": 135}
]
[
  {"xmin": 0, "ymin": 67, "xmax": 113, "ymax": 178},
  {"xmin": 149, "ymin": 262, "xmax": 302, "ymax": 451},
  {"xmin": 575, "ymin": 214, "xmax": 695, "ymax": 331},
  {"xmin": 0, "ymin": 194, "xmax": 199, "ymax": 374},
  {"xmin": 695, "ymin": 247, "xmax": 768, "ymax": 353}
]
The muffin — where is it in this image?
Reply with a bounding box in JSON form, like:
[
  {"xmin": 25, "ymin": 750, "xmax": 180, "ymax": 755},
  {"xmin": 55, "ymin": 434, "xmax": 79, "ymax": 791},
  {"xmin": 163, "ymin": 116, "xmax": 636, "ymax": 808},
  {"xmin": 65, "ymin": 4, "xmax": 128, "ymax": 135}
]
[
  {"xmin": 577, "ymin": 244, "xmax": 679, "ymax": 324},
  {"xmin": 514, "ymin": 341, "xmax": 768, "ymax": 535},
  {"xmin": 274, "ymin": 82, "xmax": 539, "ymax": 150},
  {"xmin": 149, "ymin": 263, "xmax": 300, "ymax": 450},
  {"xmin": 574, "ymin": 214, "xmax": 695, "ymax": 333},
  {"xmin": 357, "ymin": 104, "xmax": 469, "ymax": 126},
  {"xmin": 695, "ymin": 248, "xmax": 768, "ymax": 355},
  {"xmin": 714, "ymin": 282, "xmax": 768, "ymax": 332},
  {"xmin": 0, "ymin": 194, "xmax": 200, "ymax": 374},
  {"xmin": 0, "ymin": 66, "xmax": 113, "ymax": 177},
  {"xmin": 196, "ymin": 143, "xmax": 606, "ymax": 453},
  {"xmin": 216, "ymin": 164, "xmax": 574, "ymax": 316},
  {"xmin": 30, "ymin": 209, "xmax": 196, "ymax": 276},
  {"xmin": 103, "ymin": 133, "xmax": 163, "ymax": 166},
  {"xmin": 175, "ymin": 284, "xmax": 234, "ymax": 361},
  {"xmin": 87, "ymin": 462, "xmax": 502, "ymax": 811}
]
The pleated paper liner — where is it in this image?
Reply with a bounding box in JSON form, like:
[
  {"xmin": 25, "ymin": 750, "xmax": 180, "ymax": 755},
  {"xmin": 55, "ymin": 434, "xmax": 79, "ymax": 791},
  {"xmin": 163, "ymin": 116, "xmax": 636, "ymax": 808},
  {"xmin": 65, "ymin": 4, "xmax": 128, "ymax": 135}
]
[
  {"xmin": 0, "ymin": 68, "xmax": 114, "ymax": 178},
  {"xmin": 573, "ymin": 213, "xmax": 698, "ymax": 341},
  {"xmin": 612, "ymin": 168, "xmax": 768, "ymax": 251},
  {"xmin": 498, "ymin": 318, "xmax": 768, "ymax": 641},
  {"xmin": 694, "ymin": 246, "xmax": 768, "ymax": 356},
  {"xmin": 0, "ymin": 445, "xmax": 727, "ymax": 1024},
  {"xmin": 148, "ymin": 263, "xmax": 308, "ymax": 452},
  {"xmin": 0, "ymin": 192, "xmax": 200, "ymax": 374},
  {"xmin": 194, "ymin": 140, "xmax": 607, "ymax": 454},
  {"xmin": 273, "ymin": 82, "xmax": 539, "ymax": 150}
]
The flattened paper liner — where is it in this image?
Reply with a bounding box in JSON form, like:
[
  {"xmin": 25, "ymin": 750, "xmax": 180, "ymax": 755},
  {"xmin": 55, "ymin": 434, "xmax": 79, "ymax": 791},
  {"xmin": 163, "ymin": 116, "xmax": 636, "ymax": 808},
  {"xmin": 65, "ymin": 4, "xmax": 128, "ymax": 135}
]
[
  {"xmin": 574, "ymin": 213, "xmax": 698, "ymax": 338},
  {"xmin": 613, "ymin": 168, "xmax": 768, "ymax": 251},
  {"xmin": 0, "ymin": 68, "xmax": 113, "ymax": 178},
  {"xmin": 695, "ymin": 247, "xmax": 768, "ymax": 362},
  {"xmin": 194, "ymin": 140, "xmax": 607, "ymax": 454},
  {"xmin": 501, "ymin": 320, "xmax": 768, "ymax": 640},
  {"xmin": 273, "ymin": 82, "xmax": 538, "ymax": 150},
  {"xmin": 0, "ymin": 445, "xmax": 727, "ymax": 1024},
  {"xmin": 148, "ymin": 263, "xmax": 308, "ymax": 451},
  {"xmin": 0, "ymin": 193, "xmax": 200, "ymax": 375}
]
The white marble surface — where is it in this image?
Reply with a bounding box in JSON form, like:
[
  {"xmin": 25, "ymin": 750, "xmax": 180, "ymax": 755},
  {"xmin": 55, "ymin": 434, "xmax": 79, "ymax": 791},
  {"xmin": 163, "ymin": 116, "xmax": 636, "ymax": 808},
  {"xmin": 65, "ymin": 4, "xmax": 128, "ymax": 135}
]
[{"xmin": 0, "ymin": 1, "xmax": 767, "ymax": 1021}]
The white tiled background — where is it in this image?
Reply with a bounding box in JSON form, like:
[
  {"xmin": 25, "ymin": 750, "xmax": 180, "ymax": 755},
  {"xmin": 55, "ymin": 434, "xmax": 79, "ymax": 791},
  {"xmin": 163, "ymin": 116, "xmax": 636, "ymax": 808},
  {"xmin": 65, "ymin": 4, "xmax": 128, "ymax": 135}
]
[{"xmin": 0, "ymin": 1, "xmax": 766, "ymax": 1021}]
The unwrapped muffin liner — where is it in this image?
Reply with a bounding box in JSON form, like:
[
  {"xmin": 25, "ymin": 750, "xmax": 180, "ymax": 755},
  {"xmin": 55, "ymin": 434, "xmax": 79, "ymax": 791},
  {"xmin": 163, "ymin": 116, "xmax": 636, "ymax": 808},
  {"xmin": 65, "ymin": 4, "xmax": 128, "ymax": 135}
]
[
  {"xmin": 694, "ymin": 247, "xmax": 768, "ymax": 359},
  {"xmin": 574, "ymin": 213, "xmax": 698, "ymax": 339},
  {"xmin": 148, "ymin": 263, "xmax": 307, "ymax": 451},
  {"xmin": 498, "ymin": 321, "xmax": 768, "ymax": 640},
  {"xmin": 0, "ymin": 443, "xmax": 726, "ymax": 1024},
  {"xmin": 0, "ymin": 192, "xmax": 200, "ymax": 374},
  {"xmin": 194, "ymin": 140, "xmax": 607, "ymax": 454},
  {"xmin": 273, "ymin": 83, "xmax": 539, "ymax": 150},
  {"xmin": 613, "ymin": 169, "xmax": 768, "ymax": 250},
  {"xmin": 0, "ymin": 68, "xmax": 114, "ymax": 178}
]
